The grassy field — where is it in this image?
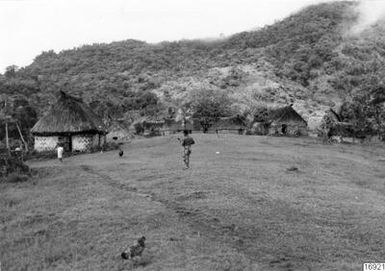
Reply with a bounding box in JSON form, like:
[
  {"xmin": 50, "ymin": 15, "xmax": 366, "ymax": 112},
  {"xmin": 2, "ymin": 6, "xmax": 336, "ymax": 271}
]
[{"xmin": 1, "ymin": 134, "xmax": 385, "ymax": 271}]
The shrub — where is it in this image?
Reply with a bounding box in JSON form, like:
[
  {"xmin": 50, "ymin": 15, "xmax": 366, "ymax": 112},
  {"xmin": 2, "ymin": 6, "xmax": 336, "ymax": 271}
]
[
  {"xmin": 132, "ymin": 122, "xmax": 144, "ymax": 135},
  {"xmin": 4, "ymin": 173, "xmax": 29, "ymax": 183},
  {"xmin": 25, "ymin": 150, "xmax": 57, "ymax": 161},
  {"xmin": 0, "ymin": 156, "xmax": 30, "ymax": 178}
]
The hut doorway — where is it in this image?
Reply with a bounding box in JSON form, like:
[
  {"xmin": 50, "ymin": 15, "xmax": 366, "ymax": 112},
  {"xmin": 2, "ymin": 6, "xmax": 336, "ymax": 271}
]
[
  {"xmin": 58, "ymin": 136, "xmax": 71, "ymax": 152},
  {"xmin": 281, "ymin": 124, "xmax": 287, "ymax": 134}
]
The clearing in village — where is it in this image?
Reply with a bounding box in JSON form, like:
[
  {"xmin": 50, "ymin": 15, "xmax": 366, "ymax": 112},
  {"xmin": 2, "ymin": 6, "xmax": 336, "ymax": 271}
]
[{"xmin": 1, "ymin": 134, "xmax": 385, "ymax": 271}]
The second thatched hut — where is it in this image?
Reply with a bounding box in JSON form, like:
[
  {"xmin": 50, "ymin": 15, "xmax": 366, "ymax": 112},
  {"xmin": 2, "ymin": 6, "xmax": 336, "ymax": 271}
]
[{"xmin": 266, "ymin": 104, "xmax": 307, "ymax": 136}]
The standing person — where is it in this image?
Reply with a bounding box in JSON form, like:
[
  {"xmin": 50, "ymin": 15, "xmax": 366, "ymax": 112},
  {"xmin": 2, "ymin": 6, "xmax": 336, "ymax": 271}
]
[
  {"xmin": 15, "ymin": 145, "xmax": 23, "ymax": 161},
  {"xmin": 57, "ymin": 144, "xmax": 64, "ymax": 162},
  {"xmin": 180, "ymin": 130, "xmax": 195, "ymax": 169}
]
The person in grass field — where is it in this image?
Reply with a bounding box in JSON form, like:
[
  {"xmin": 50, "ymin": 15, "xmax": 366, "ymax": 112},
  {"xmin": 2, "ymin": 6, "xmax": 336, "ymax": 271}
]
[
  {"xmin": 180, "ymin": 130, "xmax": 195, "ymax": 169},
  {"xmin": 56, "ymin": 143, "xmax": 64, "ymax": 162}
]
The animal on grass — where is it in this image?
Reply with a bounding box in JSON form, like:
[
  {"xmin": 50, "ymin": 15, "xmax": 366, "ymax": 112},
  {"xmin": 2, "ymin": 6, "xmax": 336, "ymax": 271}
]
[
  {"xmin": 119, "ymin": 150, "xmax": 124, "ymax": 157},
  {"xmin": 287, "ymin": 166, "xmax": 298, "ymax": 171},
  {"xmin": 121, "ymin": 236, "xmax": 146, "ymax": 260}
]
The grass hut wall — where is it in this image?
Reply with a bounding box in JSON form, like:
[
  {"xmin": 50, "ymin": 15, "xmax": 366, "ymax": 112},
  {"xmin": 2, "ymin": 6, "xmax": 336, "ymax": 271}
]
[
  {"xmin": 31, "ymin": 91, "xmax": 107, "ymax": 152},
  {"xmin": 210, "ymin": 116, "xmax": 247, "ymax": 134},
  {"xmin": 268, "ymin": 105, "xmax": 307, "ymax": 136}
]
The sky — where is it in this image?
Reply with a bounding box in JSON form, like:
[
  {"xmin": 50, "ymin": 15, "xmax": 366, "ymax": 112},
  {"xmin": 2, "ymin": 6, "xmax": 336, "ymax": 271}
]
[{"xmin": 0, "ymin": 0, "xmax": 382, "ymax": 73}]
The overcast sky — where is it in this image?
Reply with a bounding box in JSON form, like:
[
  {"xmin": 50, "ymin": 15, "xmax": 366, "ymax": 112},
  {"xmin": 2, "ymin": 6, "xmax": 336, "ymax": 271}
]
[{"xmin": 0, "ymin": 0, "xmax": 356, "ymax": 73}]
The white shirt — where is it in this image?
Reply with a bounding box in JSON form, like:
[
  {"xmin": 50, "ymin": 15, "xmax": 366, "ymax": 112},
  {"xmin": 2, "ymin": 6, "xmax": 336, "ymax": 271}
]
[{"xmin": 57, "ymin": 146, "xmax": 64, "ymax": 158}]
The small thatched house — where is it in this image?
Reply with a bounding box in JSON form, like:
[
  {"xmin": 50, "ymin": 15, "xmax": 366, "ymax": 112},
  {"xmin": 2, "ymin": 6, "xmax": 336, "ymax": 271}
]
[
  {"xmin": 267, "ymin": 104, "xmax": 307, "ymax": 136},
  {"xmin": 31, "ymin": 91, "xmax": 107, "ymax": 152},
  {"xmin": 142, "ymin": 119, "xmax": 165, "ymax": 137},
  {"xmin": 210, "ymin": 116, "xmax": 247, "ymax": 134},
  {"xmin": 106, "ymin": 121, "xmax": 131, "ymax": 142}
]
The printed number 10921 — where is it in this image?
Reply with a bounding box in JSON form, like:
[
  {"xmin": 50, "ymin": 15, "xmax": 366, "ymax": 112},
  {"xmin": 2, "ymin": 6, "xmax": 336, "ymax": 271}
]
[{"xmin": 363, "ymin": 263, "xmax": 385, "ymax": 271}]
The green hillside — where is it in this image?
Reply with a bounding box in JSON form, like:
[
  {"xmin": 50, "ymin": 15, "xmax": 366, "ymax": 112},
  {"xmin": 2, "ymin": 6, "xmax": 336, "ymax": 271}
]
[{"xmin": 1, "ymin": 0, "xmax": 384, "ymax": 139}]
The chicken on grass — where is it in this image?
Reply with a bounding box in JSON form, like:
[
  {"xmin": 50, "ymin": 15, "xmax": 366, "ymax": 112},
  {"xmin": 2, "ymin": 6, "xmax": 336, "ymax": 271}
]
[{"xmin": 121, "ymin": 236, "xmax": 146, "ymax": 260}]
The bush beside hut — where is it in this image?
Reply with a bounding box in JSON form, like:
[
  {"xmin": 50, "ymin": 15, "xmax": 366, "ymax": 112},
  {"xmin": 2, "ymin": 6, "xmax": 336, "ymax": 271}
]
[{"xmin": 0, "ymin": 150, "xmax": 30, "ymax": 182}]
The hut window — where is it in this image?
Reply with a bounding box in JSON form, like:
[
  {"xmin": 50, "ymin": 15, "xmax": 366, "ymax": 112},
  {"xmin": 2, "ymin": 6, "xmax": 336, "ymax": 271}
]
[{"xmin": 113, "ymin": 136, "xmax": 118, "ymax": 140}]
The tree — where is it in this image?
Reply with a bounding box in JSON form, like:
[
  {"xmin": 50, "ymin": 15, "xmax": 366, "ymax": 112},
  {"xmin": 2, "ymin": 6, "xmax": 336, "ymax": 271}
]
[
  {"xmin": 370, "ymin": 86, "xmax": 385, "ymax": 139},
  {"xmin": 189, "ymin": 88, "xmax": 234, "ymax": 120},
  {"xmin": 0, "ymin": 95, "xmax": 37, "ymax": 150},
  {"xmin": 4, "ymin": 65, "xmax": 19, "ymax": 78},
  {"xmin": 340, "ymin": 88, "xmax": 385, "ymax": 139}
]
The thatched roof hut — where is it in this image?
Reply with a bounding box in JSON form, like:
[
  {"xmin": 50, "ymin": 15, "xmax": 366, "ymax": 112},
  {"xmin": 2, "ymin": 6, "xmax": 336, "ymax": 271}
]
[
  {"xmin": 266, "ymin": 104, "xmax": 307, "ymax": 136},
  {"xmin": 31, "ymin": 91, "xmax": 107, "ymax": 152},
  {"xmin": 268, "ymin": 104, "xmax": 307, "ymax": 125},
  {"xmin": 31, "ymin": 91, "xmax": 105, "ymax": 136}
]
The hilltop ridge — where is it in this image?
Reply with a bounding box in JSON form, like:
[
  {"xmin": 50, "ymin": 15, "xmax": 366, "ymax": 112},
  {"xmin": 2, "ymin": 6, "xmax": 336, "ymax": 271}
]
[{"xmin": 1, "ymin": 1, "xmax": 384, "ymax": 134}]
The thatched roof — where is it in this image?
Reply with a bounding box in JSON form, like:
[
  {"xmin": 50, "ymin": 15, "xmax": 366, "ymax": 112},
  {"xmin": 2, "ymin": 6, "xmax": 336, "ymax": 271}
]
[
  {"xmin": 31, "ymin": 91, "xmax": 106, "ymax": 135},
  {"xmin": 268, "ymin": 104, "xmax": 307, "ymax": 124},
  {"xmin": 210, "ymin": 116, "xmax": 247, "ymax": 130},
  {"xmin": 142, "ymin": 120, "xmax": 165, "ymax": 130}
]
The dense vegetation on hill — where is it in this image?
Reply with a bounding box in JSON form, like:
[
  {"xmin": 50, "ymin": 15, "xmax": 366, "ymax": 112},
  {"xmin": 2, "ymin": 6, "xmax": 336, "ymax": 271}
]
[{"xmin": 1, "ymin": 0, "xmax": 385, "ymax": 144}]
